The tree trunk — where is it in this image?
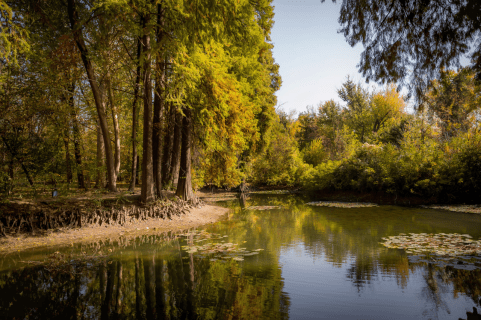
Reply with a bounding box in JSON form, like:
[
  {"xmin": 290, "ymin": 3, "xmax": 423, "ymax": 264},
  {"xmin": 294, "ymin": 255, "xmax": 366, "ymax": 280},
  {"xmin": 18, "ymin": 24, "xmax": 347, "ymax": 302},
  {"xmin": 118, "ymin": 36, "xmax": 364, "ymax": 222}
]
[
  {"xmin": 1, "ymin": 135, "xmax": 34, "ymax": 186},
  {"xmin": 170, "ymin": 110, "xmax": 182, "ymax": 187},
  {"xmin": 136, "ymin": 155, "xmax": 140, "ymax": 185},
  {"xmin": 141, "ymin": 12, "xmax": 155, "ymax": 203},
  {"xmin": 129, "ymin": 37, "xmax": 142, "ymax": 192},
  {"xmin": 67, "ymin": 0, "xmax": 117, "ymax": 192},
  {"xmin": 161, "ymin": 106, "xmax": 175, "ymax": 189},
  {"xmin": 239, "ymin": 192, "xmax": 247, "ymax": 209},
  {"xmin": 107, "ymin": 77, "xmax": 121, "ymax": 180},
  {"xmin": 64, "ymin": 133, "xmax": 73, "ymax": 184},
  {"xmin": 69, "ymin": 83, "xmax": 85, "ymax": 189},
  {"xmin": 8, "ymin": 159, "xmax": 13, "ymax": 180},
  {"xmin": 176, "ymin": 108, "xmax": 196, "ymax": 202},
  {"xmin": 95, "ymin": 121, "xmax": 106, "ymax": 188},
  {"xmin": 153, "ymin": 4, "xmax": 166, "ymax": 199}
]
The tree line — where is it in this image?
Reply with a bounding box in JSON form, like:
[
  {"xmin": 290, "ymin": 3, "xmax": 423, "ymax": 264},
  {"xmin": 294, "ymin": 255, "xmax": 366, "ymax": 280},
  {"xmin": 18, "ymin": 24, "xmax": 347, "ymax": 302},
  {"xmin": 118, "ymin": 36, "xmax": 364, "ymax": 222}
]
[
  {"xmin": 253, "ymin": 71, "xmax": 481, "ymax": 202},
  {"xmin": 0, "ymin": 0, "xmax": 281, "ymax": 202}
]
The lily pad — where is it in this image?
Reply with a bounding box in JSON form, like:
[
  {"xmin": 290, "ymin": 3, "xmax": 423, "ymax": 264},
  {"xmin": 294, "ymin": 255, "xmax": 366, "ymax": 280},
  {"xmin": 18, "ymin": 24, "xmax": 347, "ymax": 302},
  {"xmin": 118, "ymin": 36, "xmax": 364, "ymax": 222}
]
[
  {"xmin": 420, "ymin": 205, "xmax": 481, "ymax": 214},
  {"xmin": 306, "ymin": 201, "xmax": 378, "ymax": 208},
  {"xmin": 245, "ymin": 206, "xmax": 283, "ymax": 210},
  {"xmin": 180, "ymin": 231, "xmax": 264, "ymax": 262},
  {"xmin": 250, "ymin": 190, "xmax": 292, "ymax": 194},
  {"xmin": 381, "ymin": 233, "xmax": 481, "ymax": 257}
]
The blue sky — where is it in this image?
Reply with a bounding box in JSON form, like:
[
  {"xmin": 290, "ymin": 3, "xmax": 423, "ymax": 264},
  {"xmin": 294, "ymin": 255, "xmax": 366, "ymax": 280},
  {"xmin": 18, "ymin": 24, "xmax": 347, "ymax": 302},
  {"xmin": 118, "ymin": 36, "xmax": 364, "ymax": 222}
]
[{"xmin": 270, "ymin": 0, "xmax": 409, "ymax": 115}]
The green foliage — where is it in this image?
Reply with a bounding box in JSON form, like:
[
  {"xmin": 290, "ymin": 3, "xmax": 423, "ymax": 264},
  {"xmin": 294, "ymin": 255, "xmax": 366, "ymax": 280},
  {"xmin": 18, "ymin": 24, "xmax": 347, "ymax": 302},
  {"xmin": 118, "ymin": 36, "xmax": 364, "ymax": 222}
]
[
  {"xmin": 293, "ymin": 73, "xmax": 481, "ymax": 203},
  {"xmin": 424, "ymin": 68, "xmax": 481, "ymax": 139},
  {"xmin": 0, "ymin": 1, "xmax": 30, "ymax": 65},
  {"xmin": 302, "ymin": 139, "xmax": 326, "ymax": 167},
  {"xmin": 249, "ymin": 111, "xmax": 303, "ymax": 186},
  {"xmin": 299, "ymin": 160, "xmax": 340, "ymax": 191}
]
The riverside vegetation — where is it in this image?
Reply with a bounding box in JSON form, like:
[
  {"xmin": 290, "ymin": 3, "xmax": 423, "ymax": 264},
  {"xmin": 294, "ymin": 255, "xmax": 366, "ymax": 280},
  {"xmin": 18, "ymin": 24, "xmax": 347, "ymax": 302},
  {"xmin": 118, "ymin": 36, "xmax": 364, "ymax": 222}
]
[
  {"xmin": 1, "ymin": 0, "xmax": 481, "ymax": 239},
  {"xmin": 1, "ymin": 1, "xmax": 481, "ymax": 318}
]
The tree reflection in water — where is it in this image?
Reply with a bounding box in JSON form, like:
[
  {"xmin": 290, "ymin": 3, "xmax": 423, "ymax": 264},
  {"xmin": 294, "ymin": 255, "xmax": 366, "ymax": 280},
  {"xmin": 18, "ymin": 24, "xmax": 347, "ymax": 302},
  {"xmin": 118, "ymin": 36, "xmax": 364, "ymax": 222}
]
[
  {"xmin": 0, "ymin": 239, "xmax": 289, "ymax": 319},
  {"xmin": 1, "ymin": 194, "xmax": 481, "ymax": 319}
]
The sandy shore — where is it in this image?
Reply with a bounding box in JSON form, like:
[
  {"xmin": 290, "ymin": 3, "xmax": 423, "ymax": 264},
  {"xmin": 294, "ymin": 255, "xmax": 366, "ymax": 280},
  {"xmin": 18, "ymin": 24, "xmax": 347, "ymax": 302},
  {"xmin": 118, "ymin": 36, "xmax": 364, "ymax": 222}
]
[{"xmin": 0, "ymin": 203, "xmax": 229, "ymax": 254}]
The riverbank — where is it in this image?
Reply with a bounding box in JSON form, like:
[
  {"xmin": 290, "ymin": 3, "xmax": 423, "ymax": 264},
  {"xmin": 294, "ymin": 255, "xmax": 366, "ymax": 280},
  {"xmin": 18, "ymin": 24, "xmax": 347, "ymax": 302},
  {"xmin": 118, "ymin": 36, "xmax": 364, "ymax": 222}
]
[
  {"xmin": 0, "ymin": 191, "xmax": 230, "ymax": 254},
  {"xmin": 306, "ymin": 189, "xmax": 481, "ymax": 207},
  {"xmin": 248, "ymin": 187, "xmax": 481, "ymax": 213}
]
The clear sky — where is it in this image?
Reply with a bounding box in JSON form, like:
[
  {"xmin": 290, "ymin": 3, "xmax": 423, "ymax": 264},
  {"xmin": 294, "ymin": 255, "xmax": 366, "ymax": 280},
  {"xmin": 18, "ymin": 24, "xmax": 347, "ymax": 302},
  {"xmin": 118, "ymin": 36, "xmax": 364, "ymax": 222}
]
[{"xmin": 270, "ymin": 0, "xmax": 405, "ymax": 115}]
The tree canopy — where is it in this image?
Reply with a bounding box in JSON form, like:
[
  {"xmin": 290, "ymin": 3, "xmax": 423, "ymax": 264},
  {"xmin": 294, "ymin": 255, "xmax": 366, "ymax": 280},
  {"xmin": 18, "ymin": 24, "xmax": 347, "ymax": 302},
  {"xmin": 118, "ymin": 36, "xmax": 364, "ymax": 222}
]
[{"xmin": 325, "ymin": 0, "xmax": 481, "ymax": 101}]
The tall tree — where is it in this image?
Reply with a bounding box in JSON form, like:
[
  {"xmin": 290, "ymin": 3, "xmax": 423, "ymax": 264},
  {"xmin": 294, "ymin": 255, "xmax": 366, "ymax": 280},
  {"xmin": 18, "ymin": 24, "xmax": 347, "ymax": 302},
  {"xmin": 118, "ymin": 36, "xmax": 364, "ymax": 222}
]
[
  {"xmin": 67, "ymin": 0, "xmax": 117, "ymax": 191},
  {"xmin": 338, "ymin": 78, "xmax": 372, "ymax": 143},
  {"xmin": 153, "ymin": 3, "xmax": 166, "ymax": 199},
  {"xmin": 140, "ymin": 8, "xmax": 154, "ymax": 203},
  {"xmin": 176, "ymin": 107, "xmax": 195, "ymax": 201},
  {"xmin": 129, "ymin": 37, "xmax": 142, "ymax": 191}
]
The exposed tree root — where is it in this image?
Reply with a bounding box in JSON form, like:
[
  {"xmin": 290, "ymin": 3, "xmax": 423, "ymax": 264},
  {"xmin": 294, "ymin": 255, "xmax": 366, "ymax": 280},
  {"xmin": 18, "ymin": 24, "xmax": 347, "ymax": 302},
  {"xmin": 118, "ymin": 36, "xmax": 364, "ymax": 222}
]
[{"xmin": 0, "ymin": 197, "xmax": 203, "ymax": 237}]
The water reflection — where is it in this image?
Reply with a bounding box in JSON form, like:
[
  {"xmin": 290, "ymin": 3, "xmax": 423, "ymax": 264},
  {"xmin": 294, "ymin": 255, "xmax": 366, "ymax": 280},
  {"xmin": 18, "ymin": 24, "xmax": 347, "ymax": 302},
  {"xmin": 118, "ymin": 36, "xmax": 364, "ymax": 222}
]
[
  {"xmin": 0, "ymin": 238, "xmax": 289, "ymax": 319},
  {"xmin": 0, "ymin": 194, "xmax": 480, "ymax": 319}
]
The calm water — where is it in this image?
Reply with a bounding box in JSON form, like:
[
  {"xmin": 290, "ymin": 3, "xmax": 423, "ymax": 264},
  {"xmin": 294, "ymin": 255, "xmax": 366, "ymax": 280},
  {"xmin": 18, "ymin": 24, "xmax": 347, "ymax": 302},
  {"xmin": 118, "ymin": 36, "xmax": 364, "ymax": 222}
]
[{"xmin": 1, "ymin": 194, "xmax": 481, "ymax": 320}]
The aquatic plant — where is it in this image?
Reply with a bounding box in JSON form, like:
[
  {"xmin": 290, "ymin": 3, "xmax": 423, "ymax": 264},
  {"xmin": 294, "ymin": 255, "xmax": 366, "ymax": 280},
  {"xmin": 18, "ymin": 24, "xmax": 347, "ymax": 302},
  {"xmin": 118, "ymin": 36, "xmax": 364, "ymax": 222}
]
[
  {"xmin": 381, "ymin": 233, "xmax": 481, "ymax": 270},
  {"xmin": 179, "ymin": 230, "xmax": 264, "ymax": 262},
  {"xmin": 381, "ymin": 233, "xmax": 481, "ymax": 255},
  {"xmin": 250, "ymin": 190, "xmax": 293, "ymax": 194},
  {"xmin": 306, "ymin": 201, "xmax": 378, "ymax": 208},
  {"xmin": 245, "ymin": 206, "xmax": 283, "ymax": 210}
]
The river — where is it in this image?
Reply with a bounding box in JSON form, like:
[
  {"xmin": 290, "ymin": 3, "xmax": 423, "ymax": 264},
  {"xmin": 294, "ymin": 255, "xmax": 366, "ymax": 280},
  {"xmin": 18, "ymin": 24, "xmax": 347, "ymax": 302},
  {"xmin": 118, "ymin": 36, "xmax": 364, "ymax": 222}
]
[{"xmin": 1, "ymin": 193, "xmax": 480, "ymax": 319}]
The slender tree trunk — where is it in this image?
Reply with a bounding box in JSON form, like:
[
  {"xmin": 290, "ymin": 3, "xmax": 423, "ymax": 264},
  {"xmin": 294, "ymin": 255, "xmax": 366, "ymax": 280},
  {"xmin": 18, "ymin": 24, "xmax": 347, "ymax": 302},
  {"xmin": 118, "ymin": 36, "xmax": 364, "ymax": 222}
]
[
  {"xmin": 136, "ymin": 155, "xmax": 140, "ymax": 185},
  {"xmin": 69, "ymin": 83, "xmax": 85, "ymax": 189},
  {"xmin": 107, "ymin": 77, "xmax": 121, "ymax": 180},
  {"xmin": 239, "ymin": 192, "xmax": 247, "ymax": 209},
  {"xmin": 64, "ymin": 133, "xmax": 73, "ymax": 184},
  {"xmin": 129, "ymin": 37, "xmax": 142, "ymax": 192},
  {"xmin": 141, "ymin": 12, "xmax": 155, "ymax": 203},
  {"xmin": 95, "ymin": 121, "xmax": 106, "ymax": 188},
  {"xmin": 153, "ymin": 4, "xmax": 166, "ymax": 199},
  {"xmin": 1, "ymin": 135, "xmax": 33, "ymax": 186},
  {"xmin": 161, "ymin": 106, "xmax": 175, "ymax": 188},
  {"xmin": 170, "ymin": 110, "xmax": 182, "ymax": 187},
  {"xmin": 176, "ymin": 108, "xmax": 196, "ymax": 202},
  {"xmin": 67, "ymin": 0, "xmax": 117, "ymax": 192},
  {"xmin": 8, "ymin": 158, "xmax": 13, "ymax": 180},
  {"xmin": 152, "ymin": 80, "xmax": 163, "ymax": 198},
  {"xmin": 72, "ymin": 130, "xmax": 85, "ymax": 189}
]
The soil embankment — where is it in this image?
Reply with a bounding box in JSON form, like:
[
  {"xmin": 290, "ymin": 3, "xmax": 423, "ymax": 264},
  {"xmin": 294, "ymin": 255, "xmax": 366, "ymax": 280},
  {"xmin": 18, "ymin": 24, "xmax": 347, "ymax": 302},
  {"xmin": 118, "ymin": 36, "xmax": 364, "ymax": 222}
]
[{"xmin": 0, "ymin": 191, "xmax": 230, "ymax": 253}]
